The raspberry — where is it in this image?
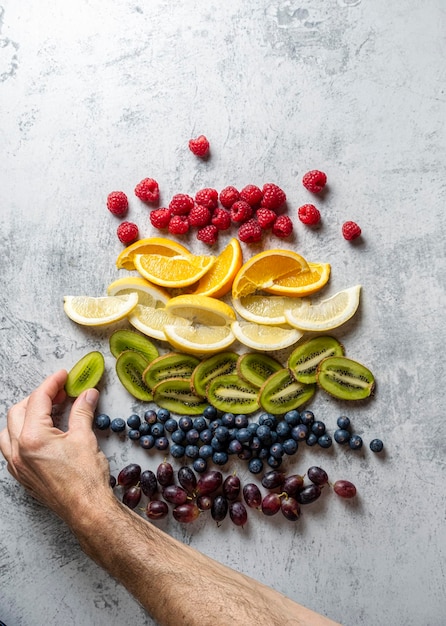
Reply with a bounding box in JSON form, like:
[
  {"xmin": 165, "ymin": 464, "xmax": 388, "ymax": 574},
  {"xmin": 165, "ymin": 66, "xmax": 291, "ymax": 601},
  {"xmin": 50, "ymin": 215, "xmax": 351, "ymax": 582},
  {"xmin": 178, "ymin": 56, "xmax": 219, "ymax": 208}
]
[
  {"xmin": 342, "ymin": 221, "xmax": 362, "ymax": 240},
  {"xmin": 150, "ymin": 207, "xmax": 171, "ymax": 229},
  {"xmin": 107, "ymin": 191, "xmax": 129, "ymax": 217},
  {"xmin": 298, "ymin": 203, "xmax": 321, "ymax": 225},
  {"xmin": 134, "ymin": 178, "xmax": 160, "ymax": 203},
  {"xmin": 238, "ymin": 219, "xmax": 262, "ymax": 244},
  {"xmin": 188, "ymin": 135, "xmax": 210, "ymax": 157},
  {"xmin": 117, "ymin": 221, "xmax": 139, "ymax": 245},
  {"xmin": 195, "ymin": 188, "xmax": 218, "ymax": 209},
  {"xmin": 240, "ymin": 184, "xmax": 263, "ymax": 207},
  {"xmin": 188, "ymin": 203, "xmax": 212, "ymax": 227},
  {"xmin": 211, "ymin": 208, "xmax": 231, "ymax": 231},
  {"xmin": 230, "ymin": 200, "xmax": 253, "ymax": 223},
  {"xmin": 168, "ymin": 214, "xmax": 190, "ymax": 235},
  {"xmin": 169, "ymin": 193, "xmax": 195, "ymax": 216},
  {"xmin": 219, "ymin": 186, "xmax": 240, "ymax": 209},
  {"xmin": 197, "ymin": 224, "xmax": 218, "ymax": 245},
  {"xmin": 272, "ymin": 215, "xmax": 293, "ymax": 238},
  {"xmin": 256, "ymin": 208, "xmax": 277, "ymax": 229},
  {"xmin": 302, "ymin": 170, "xmax": 327, "ymax": 194},
  {"xmin": 260, "ymin": 183, "xmax": 286, "ymax": 210}
]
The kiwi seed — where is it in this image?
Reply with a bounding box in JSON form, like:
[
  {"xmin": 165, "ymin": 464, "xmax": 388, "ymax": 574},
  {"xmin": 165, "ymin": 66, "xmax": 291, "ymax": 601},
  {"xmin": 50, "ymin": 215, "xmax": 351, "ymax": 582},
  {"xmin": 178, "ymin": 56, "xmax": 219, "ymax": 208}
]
[
  {"xmin": 152, "ymin": 378, "xmax": 209, "ymax": 415},
  {"xmin": 237, "ymin": 352, "xmax": 283, "ymax": 388},
  {"xmin": 191, "ymin": 352, "xmax": 239, "ymax": 398},
  {"xmin": 109, "ymin": 329, "xmax": 159, "ymax": 362},
  {"xmin": 206, "ymin": 374, "xmax": 260, "ymax": 414},
  {"xmin": 288, "ymin": 336, "xmax": 344, "ymax": 384},
  {"xmin": 65, "ymin": 351, "xmax": 105, "ymax": 398},
  {"xmin": 143, "ymin": 352, "xmax": 200, "ymax": 390},
  {"xmin": 116, "ymin": 350, "xmax": 153, "ymax": 401},
  {"xmin": 316, "ymin": 356, "xmax": 375, "ymax": 401},
  {"xmin": 259, "ymin": 368, "xmax": 316, "ymax": 415}
]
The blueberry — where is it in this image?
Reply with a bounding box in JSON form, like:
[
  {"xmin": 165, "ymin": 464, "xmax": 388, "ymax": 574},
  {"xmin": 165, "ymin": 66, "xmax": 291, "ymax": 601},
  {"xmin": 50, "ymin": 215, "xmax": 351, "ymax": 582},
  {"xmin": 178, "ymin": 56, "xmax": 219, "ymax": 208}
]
[
  {"xmin": 284, "ymin": 410, "xmax": 301, "ymax": 426},
  {"xmin": 337, "ymin": 415, "xmax": 351, "ymax": 430},
  {"xmin": 203, "ymin": 405, "xmax": 218, "ymax": 420},
  {"xmin": 334, "ymin": 428, "xmax": 350, "ymax": 444},
  {"xmin": 215, "ymin": 426, "xmax": 230, "ymax": 443},
  {"xmin": 234, "ymin": 414, "xmax": 249, "ymax": 429},
  {"xmin": 258, "ymin": 447, "xmax": 270, "ymax": 459},
  {"xmin": 300, "ymin": 410, "xmax": 315, "ymax": 426},
  {"xmin": 94, "ymin": 413, "xmax": 111, "ymax": 430},
  {"xmin": 311, "ymin": 421, "xmax": 326, "ymax": 437},
  {"xmin": 193, "ymin": 457, "xmax": 208, "ymax": 473},
  {"xmin": 209, "ymin": 418, "xmax": 223, "ymax": 432},
  {"xmin": 291, "ymin": 424, "xmax": 308, "ymax": 441},
  {"xmin": 318, "ymin": 434, "xmax": 332, "ymax": 448},
  {"xmin": 151, "ymin": 423, "xmax": 165, "ymax": 438},
  {"xmin": 110, "ymin": 418, "xmax": 126, "ymax": 433},
  {"xmin": 193, "ymin": 416, "xmax": 207, "ymax": 432},
  {"xmin": 283, "ymin": 438, "xmax": 298, "ymax": 455},
  {"xmin": 267, "ymin": 455, "xmax": 282, "ymax": 469},
  {"xmin": 212, "ymin": 451, "xmax": 229, "ymax": 466},
  {"xmin": 269, "ymin": 443, "xmax": 285, "ymax": 459},
  {"xmin": 128, "ymin": 429, "xmax": 141, "ymax": 440},
  {"xmin": 139, "ymin": 434, "xmax": 155, "ymax": 449},
  {"xmin": 179, "ymin": 416, "xmax": 193, "ymax": 432},
  {"xmin": 237, "ymin": 448, "xmax": 252, "ymax": 461},
  {"xmin": 349, "ymin": 434, "xmax": 363, "ymax": 450},
  {"xmin": 144, "ymin": 410, "xmax": 157, "ymax": 425},
  {"xmin": 258, "ymin": 413, "xmax": 277, "ymax": 429},
  {"xmin": 256, "ymin": 425, "xmax": 272, "ymax": 445},
  {"xmin": 276, "ymin": 421, "xmax": 291, "ymax": 439},
  {"xmin": 138, "ymin": 422, "xmax": 151, "ymax": 435},
  {"xmin": 247, "ymin": 422, "xmax": 259, "ymax": 435},
  {"xmin": 170, "ymin": 444, "xmax": 186, "ymax": 458},
  {"xmin": 127, "ymin": 413, "xmax": 141, "ymax": 429},
  {"xmin": 249, "ymin": 436, "xmax": 262, "ymax": 452},
  {"xmin": 248, "ymin": 458, "xmax": 264, "ymax": 474},
  {"xmin": 185, "ymin": 445, "xmax": 200, "ymax": 459},
  {"xmin": 228, "ymin": 439, "xmax": 243, "ymax": 455},
  {"xmin": 155, "ymin": 436, "xmax": 169, "ymax": 450},
  {"xmin": 306, "ymin": 433, "xmax": 318, "ymax": 447},
  {"xmin": 199, "ymin": 428, "xmax": 213, "ymax": 444},
  {"xmin": 221, "ymin": 412, "xmax": 236, "ymax": 427},
  {"xmin": 211, "ymin": 436, "xmax": 225, "ymax": 452},
  {"xmin": 164, "ymin": 418, "xmax": 179, "ymax": 433},
  {"xmin": 171, "ymin": 429, "xmax": 187, "ymax": 445},
  {"xmin": 236, "ymin": 428, "xmax": 252, "ymax": 444},
  {"xmin": 199, "ymin": 444, "xmax": 214, "ymax": 459},
  {"xmin": 369, "ymin": 438, "xmax": 384, "ymax": 453},
  {"xmin": 157, "ymin": 408, "xmax": 170, "ymax": 423},
  {"xmin": 186, "ymin": 429, "xmax": 200, "ymax": 445}
]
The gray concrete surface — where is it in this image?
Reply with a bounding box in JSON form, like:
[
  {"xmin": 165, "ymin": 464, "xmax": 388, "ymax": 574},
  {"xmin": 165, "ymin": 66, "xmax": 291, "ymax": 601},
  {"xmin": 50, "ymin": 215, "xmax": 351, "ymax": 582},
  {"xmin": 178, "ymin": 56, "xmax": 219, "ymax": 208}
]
[{"xmin": 0, "ymin": 1, "xmax": 445, "ymax": 625}]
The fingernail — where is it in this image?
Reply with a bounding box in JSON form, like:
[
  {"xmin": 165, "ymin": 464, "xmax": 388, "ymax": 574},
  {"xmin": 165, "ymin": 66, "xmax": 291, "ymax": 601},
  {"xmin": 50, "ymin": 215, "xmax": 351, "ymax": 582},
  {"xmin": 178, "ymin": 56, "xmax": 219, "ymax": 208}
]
[{"xmin": 85, "ymin": 388, "xmax": 99, "ymax": 408}]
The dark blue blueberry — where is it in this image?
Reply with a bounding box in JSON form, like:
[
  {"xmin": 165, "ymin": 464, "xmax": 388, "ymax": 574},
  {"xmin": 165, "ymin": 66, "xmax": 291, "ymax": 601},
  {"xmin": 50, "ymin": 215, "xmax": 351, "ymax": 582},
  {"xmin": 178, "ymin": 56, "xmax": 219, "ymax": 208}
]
[
  {"xmin": 138, "ymin": 422, "xmax": 151, "ymax": 435},
  {"xmin": 238, "ymin": 447, "xmax": 253, "ymax": 461},
  {"xmin": 270, "ymin": 431, "xmax": 278, "ymax": 444},
  {"xmin": 306, "ymin": 433, "xmax": 318, "ymax": 446},
  {"xmin": 171, "ymin": 429, "xmax": 187, "ymax": 445},
  {"xmin": 199, "ymin": 444, "xmax": 214, "ymax": 459},
  {"xmin": 127, "ymin": 413, "xmax": 141, "ymax": 429},
  {"xmin": 284, "ymin": 410, "xmax": 301, "ymax": 426},
  {"xmin": 228, "ymin": 428, "xmax": 237, "ymax": 440},
  {"xmin": 157, "ymin": 408, "xmax": 170, "ymax": 423},
  {"xmin": 209, "ymin": 418, "xmax": 223, "ymax": 432},
  {"xmin": 236, "ymin": 428, "xmax": 252, "ymax": 444},
  {"xmin": 179, "ymin": 416, "xmax": 193, "ymax": 432},
  {"xmin": 170, "ymin": 444, "xmax": 185, "ymax": 458},
  {"xmin": 199, "ymin": 428, "xmax": 213, "ymax": 444},
  {"xmin": 94, "ymin": 413, "xmax": 111, "ymax": 430},
  {"xmin": 151, "ymin": 423, "xmax": 165, "ymax": 438},
  {"xmin": 186, "ymin": 428, "xmax": 200, "ymax": 445},
  {"xmin": 276, "ymin": 421, "xmax": 291, "ymax": 439},
  {"xmin": 234, "ymin": 414, "xmax": 249, "ymax": 429},
  {"xmin": 311, "ymin": 421, "xmax": 326, "ymax": 437},
  {"xmin": 228, "ymin": 439, "xmax": 243, "ymax": 455},
  {"xmin": 215, "ymin": 426, "xmax": 230, "ymax": 443},
  {"xmin": 283, "ymin": 438, "xmax": 298, "ymax": 455},
  {"xmin": 110, "ymin": 418, "xmax": 126, "ymax": 433},
  {"xmin": 211, "ymin": 436, "xmax": 226, "ymax": 452},
  {"xmin": 369, "ymin": 438, "xmax": 384, "ymax": 453},
  {"xmin": 221, "ymin": 412, "xmax": 236, "ymax": 427},
  {"xmin": 144, "ymin": 410, "xmax": 157, "ymax": 425},
  {"xmin": 212, "ymin": 451, "xmax": 228, "ymax": 466},
  {"xmin": 185, "ymin": 445, "xmax": 200, "ymax": 459},
  {"xmin": 164, "ymin": 418, "xmax": 179, "ymax": 433},
  {"xmin": 267, "ymin": 455, "xmax": 282, "ymax": 469},
  {"xmin": 334, "ymin": 428, "xmax": 350, "ymax": 444},
  {"xmin": 269, "ymin": 442, "xmax": 285, "ymax": 459},
  {"xmin": 248, "ymin": 458, "xmax": 263, "ymax": 474},
  {"xmin": 291, "ymin": 424, "xmax": 308, "ymax": 441},
  {"xmin": 318, "ymin": 434, "xmax": 332, "ymax": 448},
  {"xmin": 193, "ymin": 457, "xmax": 208, "ymax": 473},
  {"xmin": 247, "ymin": 422, "xmax": 259, "ymax": 435},
  {"xmin": 203, "ymin": 405, "xmax": 218, "ymax": 420},
  {"xmin": 139, "ymin": 434, "xmax": 155, "ymax": 449},
  {"xmin": 155, "ymin": 436, "xmax": 169, "ymax": 450},
  {"xmin": 258, "ymin": 447, "xmax": 270, "ymax": 459},
  {"xmin": 300, "ymin": 410, "xmax": 315, "ymax": 426},
  {"xmin": 193, "ymin": 416, "xmax": 207, "ymax": 432},
  {"xmin": 256, "ymin": 424, "xmax": 272, "ymax": 445},
  {"xmin": 250, "ymin": 436, "xmax": 262, "ymax": 452},
  {"xmin": 128, "ymin": 429, "xmax": 141, "ymax": 440},
  {"xmin": 258, "ymin": 413, "xmax": 277, "ymax": 429},
  {"xmin": 349, "ymin": 434, "xmax": 363, "ymax": 450},
  {"xmin": 337, "ymin": 415, "xmax": 351, "ymax": 430}
]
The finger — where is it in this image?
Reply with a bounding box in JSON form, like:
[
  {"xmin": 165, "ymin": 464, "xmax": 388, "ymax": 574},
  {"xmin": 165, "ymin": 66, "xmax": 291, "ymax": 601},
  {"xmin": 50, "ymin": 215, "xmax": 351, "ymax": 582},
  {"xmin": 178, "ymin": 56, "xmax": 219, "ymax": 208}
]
[
  {"xmin": 6, "ymin": 396, "xmax": 29, "ymax": 441},
  {"xmin": 68, "ymin": 388, "xmax": 99, "ymax": 434},
  {"xmin": 23, "ymin": 370, "xmax": 68, "ymax": 432}
]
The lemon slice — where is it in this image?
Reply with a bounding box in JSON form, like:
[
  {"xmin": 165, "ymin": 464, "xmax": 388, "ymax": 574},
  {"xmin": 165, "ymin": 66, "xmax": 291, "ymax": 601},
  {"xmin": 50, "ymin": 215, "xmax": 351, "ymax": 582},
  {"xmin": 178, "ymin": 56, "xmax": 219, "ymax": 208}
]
[
  {"xmin": 284, "ymin": 285, "xmax": 361, "ymax": 331},
  {"xmin": 188, "ymin": 238, "xmax": 243, "ymax": 298},
  {"xmin": 116, "ymin": 237, "xmax": 190, "ymax": 270},
  {"xmin": 107, "ymin": 276, "xmax": 170, "ymax": 308},
  {"xmin": 165, "ymin": 295, "xmax": 236, "ymax": 326},
  {"xmin": 128, "ymin": 304, "xmax": 189, "ymax": 341},
  {"xmin": 232, "ymin": 295, "xmax": 292, "ymax": 325},
  {"xmin": 231, "ymin": 320, "xmax": 303, "ymax": 351},
  {"xmin": 64, "ymin": 293, "xmax": 138, "ymax": 326},
  {"xmin": 163, "ymin": 324, "xmax": 236, "ymax": 356},
  {"xmin": 134, "ymin": 253, "xmax": 215, "ymax": 288}
]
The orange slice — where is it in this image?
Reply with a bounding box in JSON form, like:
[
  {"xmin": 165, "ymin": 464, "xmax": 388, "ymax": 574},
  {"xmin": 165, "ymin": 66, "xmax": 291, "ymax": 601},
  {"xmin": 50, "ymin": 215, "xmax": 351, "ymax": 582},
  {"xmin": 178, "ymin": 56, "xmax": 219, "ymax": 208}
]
[
  {"xmin": 263, "ymin": 262, "xmax": 331, "ymax": 297},
  {"xmin": 188, "ymin": 238, "xmax": 243, "ymax": 298},
  {"xmin": 116, "ymin": 237, "xmax": 191, "ymax": 270},
  {"xmin": 231, "ymin": 249, "xmax": 310, "ymax": 299},
  {"xmin": 134, "ymin": 253, "xmax": 215, "ymax": 288}
]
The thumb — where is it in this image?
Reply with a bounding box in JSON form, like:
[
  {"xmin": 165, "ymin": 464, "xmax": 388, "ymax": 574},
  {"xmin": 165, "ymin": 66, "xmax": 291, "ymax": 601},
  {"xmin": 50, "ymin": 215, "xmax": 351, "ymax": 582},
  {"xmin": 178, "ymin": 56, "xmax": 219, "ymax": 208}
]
[{"xmin": 69, "ymin": 388, "xmax": 100, "ymax": 432}]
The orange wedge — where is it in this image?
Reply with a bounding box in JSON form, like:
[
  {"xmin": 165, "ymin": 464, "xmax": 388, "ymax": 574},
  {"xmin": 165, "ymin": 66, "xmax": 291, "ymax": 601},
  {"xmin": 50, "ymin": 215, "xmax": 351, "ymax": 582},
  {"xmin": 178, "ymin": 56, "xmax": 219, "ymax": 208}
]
[
  {"xmin": 134, "ymin": 253, "xmax": 215, "ymax": 288},
  {"xmin": 263, "ymin": 262, "xmax": 331, "ymax": 297},
  {"xmin": 231, "ymin": 249, "xmax": 310, "ymax": 299},
  {"xmin": 116, "ymin": 237, "xmax": 191, "ymax": 270},
  {"xmin": 188, "ymin": 238, "xmax": 243, "ymax": 298}
]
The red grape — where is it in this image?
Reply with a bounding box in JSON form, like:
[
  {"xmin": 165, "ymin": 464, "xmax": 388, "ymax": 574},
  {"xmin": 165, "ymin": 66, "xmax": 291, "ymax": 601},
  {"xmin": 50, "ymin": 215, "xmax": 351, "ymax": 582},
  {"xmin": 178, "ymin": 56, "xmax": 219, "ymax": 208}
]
[
  {"xmin": 178, "ymin": 466, "xmax": 197, "ymax": 494},
  {"xmin": 173, "ymin": 502, "xmax": 200, "ymax": 523},
  {"xmin": 222, "ymin": 474, "xmax": 241, "ymax": 501},
  {"xmin": 122, "ymin": 485, "xmax": 142, "ymax": 509},
  {"xmin": 243, "ymin": 483, "xmax": 262, "ymax": 509},
  {"xmin": 211, "ymin": 495, "xmax": 228, "ymax": 523},
  {"xmin": 140, "ymin": 469, "xmax": 158, "ymax": 498},
  {"xmin": 196, "ymin": 470, "xmax": 223, "ymax": 496},
  {"xmin": 163, "ymin": 485, "xmax": 188, "ymax": 505},
  {"xmin": 307, "ymin": 466, "xmax": 329, "ymax": 486},
  {"xmin": 261, "ymin": 493, "xmax": 282, "ymax": 516},
  {"xmin": 196, "ymin": 495, "xmax": 213, "ymax": 511},
  {"xmin": 229, "ymin": 501, "xmax": 248, "ymax": 527},
  {"xmin": 296, "ymin": 484, "xmax": 322, "ymax": 505},
  {"xmin": 146, "ymin": 500, "xmax": 169, "ymax": 520},
  {"xmin": 283, "ymin": 474, "xmax": 304, "ymax": 497},
  {"xmin": 117, "ymin": 463, "xmax": 141, "ymax": 487},
  {"xmin": 281, "ymin": 496, "xmax": 301, "ymax": 521},
  {"xmin": 261, "ymin": 470, "xmax": 286, "ymax": 490},
  {"xmin": 157, "ymin": 461, "xmax": 174, "ymax": 487},
  {"xmin": 333, "ymin": 480, "xmax": 357, "ymax": 498}
]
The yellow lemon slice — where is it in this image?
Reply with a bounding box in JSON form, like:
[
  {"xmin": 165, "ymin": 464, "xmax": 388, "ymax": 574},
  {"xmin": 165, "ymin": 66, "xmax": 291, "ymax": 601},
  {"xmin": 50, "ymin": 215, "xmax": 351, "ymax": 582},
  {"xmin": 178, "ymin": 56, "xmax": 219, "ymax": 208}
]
[
  {"xmin": 116, "ymin": 237, "xmax": 190, "ymax": 270},
  {"xmin": 284, "ymin": 285, "xmax": 361, "ymax": 331},
  {"xmin": 128, "ymin": 304, "xmax": 189, "ymax": 341},
  {"xmin": 107, "ymin": 276, "xmax": 170, "ymax": 308},
  {"xmin": 263, "ymin": 262, "xmax": 331, "ymax": 297},
  {"xmin": 134, "ymin": 253, "xmax": 215, "ymax": 288},
  {"xmin": 231, "ymin": 320, "xmax": 303, "ymax": 351},
  {"xmin": 232, "ymin": 295, "xmax": 292, "ymax": 325},
  {"xmin": 165, "ymin": 294, "xmax": 236, "ymax": 326},
  {"xmin": 63, "ymin": 293, "xmax": 138, "ymax": 326},
  {"xmin": 188, "ymin": 238, "xmax": 243, "ymax": 298},
  {"xmin": 163, "ymin": 324, "xmax": 236, "ymax": 356}
]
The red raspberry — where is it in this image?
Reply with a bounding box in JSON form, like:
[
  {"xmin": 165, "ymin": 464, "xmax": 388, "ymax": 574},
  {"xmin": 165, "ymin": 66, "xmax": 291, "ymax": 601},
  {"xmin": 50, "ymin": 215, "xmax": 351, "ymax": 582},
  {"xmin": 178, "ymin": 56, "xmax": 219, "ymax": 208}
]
[
  {"xmin": 134, "ymin": 178, "xmax": 160, "ymax": 203},
  {"xmin": 117, "ymin": 221, "xmax": 139, "ymax": 245},
  {"xmin": 168, "ymin": 215, "xmax": 190, "ymax": 235},
  {"xmin": 342, "ymin": 221, "xmax": 362, "ymax": 240},
  {"xmin": 260, "ymin": 183, "xmax": 286, "ymax": 211},
  {"xmin": 211, "ymin": 208, "xmax": 231, "ymax": 231},
  {"xmin": 197, "ymin": 224, "xmax": 218, "ymax": 245},
  {"xmin": 188, "ymin": 204, "xmax": 212, "ymax": 227},
  {"xmin": 240, "ymin": 184, "xmax": 263, "ymax": 207},
  {"xmin": 272, "ymin": 215, "xmax": 293, "ymax": 238},
  {"xmin": 195, "ymin": 188, "xmax": 218, "ymax": 209},
  {"xmin": 230, "ymin": 200, "xmax": 253, "ymax": 223},
  {"xmin": 189, "ymin": 135, "xmax": 210, "ymax": 157},
  {"xmin": 302, "ymin": 170, "xmax": 327, "ymax": 194},
  {"xmin": 107, "ymin": 191, "xmax": 129, "ymax": 217},
  {"xmin": 238, "ymin": 219, "xmax": 262, "ymax": 244},
  {"xmin": 298, "ymin": 203, "xmax": 321, "ymax": 225},
  {"xmin": 169, "ymin": 193, "xmax": 194, "ymax": 216},
  {"xmin": 256, "ymin": 208, "xmax": 277, "ymax": 229},
  {"xmin": 219, "ymin": 186, "xmax": 240, "ymax": 209},
  {"xmin": 150, "ymin": 207, "xmax": 171, "ymax": 229}
]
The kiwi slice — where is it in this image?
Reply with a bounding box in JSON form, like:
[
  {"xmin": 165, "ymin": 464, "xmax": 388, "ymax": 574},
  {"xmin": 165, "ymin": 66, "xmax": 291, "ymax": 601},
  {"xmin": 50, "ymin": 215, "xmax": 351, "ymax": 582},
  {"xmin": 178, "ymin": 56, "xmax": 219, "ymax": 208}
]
[
  {"xmin": 316, "ymin": 356, "xmax": 375, "ymax": 400},
  {"xmin": 143, "ymin": 352, "xmax": 200, "ymax": 390},
  {"xmin": 206, "ymin": 374, "xmax": 260, "ymax": 414},
  {"xmin": 237, "ymin": 352, "xmax": 283, "ymax": 388},
  {"xmin": 109, "ymin": 329, "xmax": 159, "ymax": 362},
  {"xmin": 152, "ymin": 378, "xmax": 209, "ymax": 415},
  {"xmin": 116, "ymin": 350, "xmax": 153, "ymax": 401},
  {"xmin": 65, "ymin": 351, "xmax": 105, "ymax": 397},
  {"xmin": 259, "ymin": 368, "xmax": 316, "ymax": 415},
  {"xmin": 191, "ymin": 352, "xmax": 239, "ymax": 398},
  {"xmin": 288, "ymin": 336, "xmax": 344, "ymax": 384}
]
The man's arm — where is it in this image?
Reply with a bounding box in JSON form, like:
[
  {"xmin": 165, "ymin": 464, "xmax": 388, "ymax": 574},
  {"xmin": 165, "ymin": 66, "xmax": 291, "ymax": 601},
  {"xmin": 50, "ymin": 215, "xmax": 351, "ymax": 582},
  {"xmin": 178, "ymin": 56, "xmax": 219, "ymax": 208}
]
[{"xmin": 0, "ymin": 371, "xmax": 340, "ymax": 626}]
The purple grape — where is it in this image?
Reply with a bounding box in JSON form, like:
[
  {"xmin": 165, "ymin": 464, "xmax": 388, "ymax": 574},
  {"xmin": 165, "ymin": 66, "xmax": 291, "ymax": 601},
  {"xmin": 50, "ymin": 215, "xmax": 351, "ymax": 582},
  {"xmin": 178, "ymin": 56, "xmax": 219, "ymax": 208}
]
[
  {"xmin": 307, "ymin": 466, "xmax": 329, "ymax": 486},
  {"xmin": 122, "ymin": 485, "xmax": 142, "ymax": 509},
  {"xmin": 196, "ymin": 470, "xmax": 223, "ymax": 496},
  {"xmin": 243, "ymin": 483, "xmax": 262, "ymax": 509},
  {"xmin": 163, "ymin": 485, "xmax": 189, "ymax": 505},
  {"xmin": 296, "ymin": 484, "xmax": 322, "ymax": 505},
  {"xmin": 222, "ymin": 474, "xmax": 241, "ymax": 501},
  {"xmin": 140, "ymin": 469, "xmax": 158, "ymax": 498},
  {"xmin": 157, "ymin": 461, "xmax": 174, "ymax": 487},
  {"xmin": 283, "ymin": 474, "xmax": 304, "ymax": 497},
  {"xmin": 146, "ymin": 500, "xmax": 169, "ymax": 520},
  {"xmin": 261, "ymin": 493, "xmax": 282, "ymax": 516},
  {"xmin": 211, "ymin": 495, "xmax": 229, "ymax": 523},
  {"xmin": 261, "ymin": 470, "xmax": 286, "ymax": 490},
  {"xmin": 333, "ymin": 480, "xmax": 357, "ymax": 498},
  {"xmin": 117, "ymin": 463, "xmax": 141, "ymax": 488},
  {"xmin": 229, "ymin": 501, "xmax": 248, "ymax": 527},
  {"xmin": 281, "ymin": 496, "xmax": 301, "ymax": 521},
  {"xmin": 178, "ymin": 466, "xmax": 197, "ymax": 494},
  {"xmin": 196, "ymin": 494, "xmax": 213, "ymax": 511},
  {"xmin": 173, "ymin": 502, "xmax": 200, "ymax": 523}
]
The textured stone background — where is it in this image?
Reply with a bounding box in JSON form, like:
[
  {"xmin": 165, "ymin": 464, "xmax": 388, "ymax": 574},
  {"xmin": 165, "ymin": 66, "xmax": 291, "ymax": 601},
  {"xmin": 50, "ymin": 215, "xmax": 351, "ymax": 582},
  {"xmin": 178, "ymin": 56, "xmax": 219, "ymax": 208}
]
[{"xmin": 0, "ymin": 1, "xmax": 445, "ymax": 625}]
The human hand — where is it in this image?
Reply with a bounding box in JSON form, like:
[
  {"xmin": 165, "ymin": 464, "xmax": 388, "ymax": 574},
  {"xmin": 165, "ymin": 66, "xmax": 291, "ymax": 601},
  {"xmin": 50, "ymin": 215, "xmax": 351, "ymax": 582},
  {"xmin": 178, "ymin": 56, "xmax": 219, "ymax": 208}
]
[{"xmin": 0, "ymin": 370, "xmax": 112, "ymax": 527}]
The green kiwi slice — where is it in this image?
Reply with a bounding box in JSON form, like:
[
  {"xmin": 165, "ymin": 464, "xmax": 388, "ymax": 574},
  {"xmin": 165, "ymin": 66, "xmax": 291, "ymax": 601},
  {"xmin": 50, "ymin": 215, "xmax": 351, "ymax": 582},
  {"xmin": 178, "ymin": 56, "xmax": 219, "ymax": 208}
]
[
  {"xmin": 237, "ymin": 352, "xmax": 283, "ymax": 388},
  {"xmin": 259, "ymin": 368, "xmax": 316, "ymax": 415},
  {"xmin": 206, "ymin": 374, "xmax": 260, "ymax": 414},
  {"xmin": 288, "ymin": 336, "xmax": 344, "ymax": 384},
  {"xmin": 143, "ymin": 352, "xmax": 200, "ymax": 390},
  {"xmin": 116, "ymin": 350, "xmax": 153, "ymax": 401},
  {"xmin": 65, "ymin": 351, "xmax": 105, "ymax": 397},
  {"xmin": 152, "ymin": 378, "xmax": 209, "ymax": 415},
  {"xmin": 109, "ymin": 329, "xmax": 159, "ymax": 362},
  {"xmin": 191, "ymin": 352, "xmax": 239, "ymax": 398},
  {"xmin": 316, "ymin": 356, "xmax": 375, "ymax": 400}
]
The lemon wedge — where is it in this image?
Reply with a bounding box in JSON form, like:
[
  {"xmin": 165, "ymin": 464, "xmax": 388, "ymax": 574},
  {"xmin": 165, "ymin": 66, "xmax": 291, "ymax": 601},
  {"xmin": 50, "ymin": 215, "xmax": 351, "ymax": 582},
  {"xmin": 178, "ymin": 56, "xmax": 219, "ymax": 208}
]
[
  {"xmin": 128, "ymin": 304, "xmax": 189, "ymax": 341},
  {"xmin": 231, "ymin": 320, "xmax": 303, "ymax": 351},
  {"xmin": 107, "ymin": 276, "xmax": 170, "ymax": 308},
  {"xmin": 284, "ymin": 285, "xmax": 361, "ymax": 331},
  {"xmin": 163, "ymin": 324, "xmax": 236, "ymax": 356},
  {"xmin": 232, "ymin": 295, "xmax": 292, "ymax": 325},
  {"xmin": 63, "ymin": 293, "xmax": 138, "ymax": 326},
  {"xmin": 164, "ymin": 295, "xmax": 236, "ymax": 326}
]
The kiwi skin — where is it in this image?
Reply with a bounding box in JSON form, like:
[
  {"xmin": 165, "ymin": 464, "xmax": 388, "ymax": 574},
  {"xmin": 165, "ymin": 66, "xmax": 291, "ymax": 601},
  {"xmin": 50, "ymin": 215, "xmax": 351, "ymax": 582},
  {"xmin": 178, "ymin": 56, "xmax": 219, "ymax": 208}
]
[
  {"xmin": 109, "ymin": 329, "xmax": 159, "ymax": 362},
  {"xmin": 316, "ymin": 356, "xmax": 375, "ymax": 401},
  {"xmin": 65, "ymin": 351, "xmax": 105, "ymax": 398},
  {"xmin": 116, "ymin": 350, "xmax": 153, "ymax": 402}
]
